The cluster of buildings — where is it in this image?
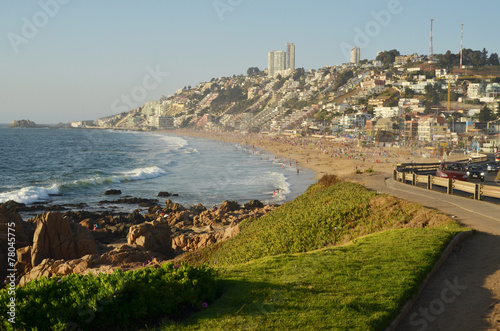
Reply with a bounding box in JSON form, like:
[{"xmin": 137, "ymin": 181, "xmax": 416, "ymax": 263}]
[
  {"xmin": 73, "ymin": 49, "xmax": 500, "ymax": 150},
  {"xmin": 268, "ymin": 42, "xmax": 295, "ymax": 77}
]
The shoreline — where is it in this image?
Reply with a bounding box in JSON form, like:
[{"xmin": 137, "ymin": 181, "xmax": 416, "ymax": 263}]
[{"xmin": 161, "ymin": 129, "xmax": 459, "ymax": 182}]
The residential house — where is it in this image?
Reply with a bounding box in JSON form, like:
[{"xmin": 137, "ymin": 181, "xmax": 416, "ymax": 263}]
[{"xmin": 417, "ymin": 115, "xmax": 447, "ymax": 141}]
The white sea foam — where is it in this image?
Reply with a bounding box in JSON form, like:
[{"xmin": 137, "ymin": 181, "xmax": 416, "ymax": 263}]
[
  {"xmin": 263, "ymin": 172, "xmax": 292, "ymax": 203},
  {"xmin": 118, "ymin": 166, "xmax": 166, "ymax": 181},
  {"xmin": 0, "ymin": 166, "xmax": 166, "ymax": 204},
  {"xmin": 0, "ymin": 184, "xmax": 60, "ymax": 204},
  {"xmin": 157, "ymin": 135, "xmax": 189, "ymax": 149},
  {"xmin": 69, "ymin": 166, "xmax": 167, "ymax": 187}
]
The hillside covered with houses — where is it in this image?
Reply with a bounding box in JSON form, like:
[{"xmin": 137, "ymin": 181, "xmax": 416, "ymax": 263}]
[{"xmin": 78, "ymin": 49, "xmax": 500, "ymax": 151}]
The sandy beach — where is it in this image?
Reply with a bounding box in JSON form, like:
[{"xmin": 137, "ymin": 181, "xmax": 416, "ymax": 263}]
[{"xmin": 166, "ymin": 129, "xmax": 466, "ymax": 182}]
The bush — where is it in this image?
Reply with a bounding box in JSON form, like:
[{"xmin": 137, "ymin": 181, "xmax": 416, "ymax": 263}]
[
  {"xmin": 0, "ymin": 263, "xmax": 218, "ymax": 330},
  {"xmin": 317, "ymin": 174, "xmax": 342, "ymax": 187}
]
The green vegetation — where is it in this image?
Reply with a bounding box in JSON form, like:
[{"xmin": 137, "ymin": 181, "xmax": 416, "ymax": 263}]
[
  {"xmin": 293, "ymin": 67, "xmax": 306, "ymax": 81},
  {"xmin": 314, "ymin": 109, "xmax": 335, "ymax": 122},
  {"xmin": 376, "ymin": 49, "xmax": 400, "ymax": 68},
  {"xmin": 209, "ymin": 177, "xmax": 455, "ymax": 266},
  {"xmin": 273, "ymin": 75, "xmax": 288, "ymax": 91},
  {"xmin": 0, "ymin": 263, "xmax": 218, "ymax": 330},
  {"xmin": 435, "ymin": 48, "xmax": 499, "ymax": 68},
  {"xmin": 476, "ymin": 105, "xmax": 498, "ymax": 122},
  {"xmin": 283, "ymin": 97, "xmax": 310, "ymax": 111},
  {"xmin": 210, "ymin": 86, "xmax": 247, "ymax": 112},
  {"xmin": 333, "ymin": 69, "xmax": 354, "ymax": 91},
  {"xmin": 2, "ymin": 177, "xmax": 467, "ymax": 330},
  {"xmin": 163, "ymin": 226, "xmax": 464, "ymax": 330},
  {"xmin": 246, "ymin": 67, "xmax": 260, "ymax": 76},
  {"xmin": 159, "ymin": 176, "xmax": 465, "ymax": 330},
  {"xmin": 227, "ymin": 96, "xmax": 260, "ymax": 115}
]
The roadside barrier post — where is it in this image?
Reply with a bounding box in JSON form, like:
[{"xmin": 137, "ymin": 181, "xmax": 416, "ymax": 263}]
[
  {"xmin": 474, "ymin": 184, "xmax": 481, "ymax": 200},
  {"xmin": 447, "ymin": 178, "xmax": 453, "ymax": 195}
]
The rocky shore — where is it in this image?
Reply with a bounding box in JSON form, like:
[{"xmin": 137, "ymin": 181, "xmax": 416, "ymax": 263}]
[{"xmin": 0, "ymin": 197, "xmax": 275, "ymax": 287}]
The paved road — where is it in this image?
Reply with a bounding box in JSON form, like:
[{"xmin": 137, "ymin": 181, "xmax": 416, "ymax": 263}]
[{"xmin": 362, "ymin": 174, "xmax": 500, "ymax": 331}]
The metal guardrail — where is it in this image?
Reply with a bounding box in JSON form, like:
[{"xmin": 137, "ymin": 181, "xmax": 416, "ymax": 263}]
[
  {"xmin": 396, "ymin": 156, "xmax": 488, "ymax": 174},
  {"xmin": 393, "ymin": 164, "xmax": 498, "ymax": 201}
]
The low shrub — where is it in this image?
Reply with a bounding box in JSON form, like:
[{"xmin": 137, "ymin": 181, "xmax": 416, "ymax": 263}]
[{"xmin": 0, "ymin": 262, "xmax": 218, "ymax": 330}]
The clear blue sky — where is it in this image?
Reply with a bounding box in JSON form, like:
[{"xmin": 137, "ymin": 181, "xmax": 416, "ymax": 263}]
[{"xmin": 1, "ymin": 0, "xmax": 499, "ymax": 124}]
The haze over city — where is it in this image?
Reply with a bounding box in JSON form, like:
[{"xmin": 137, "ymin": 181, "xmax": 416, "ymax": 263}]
[{"xmin": 1, "ymin": 0, "xmax": 499, "ymax": 124}]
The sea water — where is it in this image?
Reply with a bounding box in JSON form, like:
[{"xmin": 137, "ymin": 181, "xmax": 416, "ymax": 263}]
[{"xmin": 0, "ymin": 126, "xmax": 314, "ymax": 214}]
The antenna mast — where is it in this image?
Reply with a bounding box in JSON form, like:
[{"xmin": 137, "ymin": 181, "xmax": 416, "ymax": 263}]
[
  {"xmin": 460, "ymin": 23, "xmax": 464, "ymax": 69},
  {"xmin": 429, "ymin": 18, "xmax": 434, "ymax": 61}
]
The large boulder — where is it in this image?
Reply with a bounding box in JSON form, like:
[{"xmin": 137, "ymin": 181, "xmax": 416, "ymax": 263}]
[
  {"xmin": 164, "ymin": 199, "xmax": 186, "ymax": 213},
  {"xmin": 30, "ymin": 212, "xmax": 98, "ymax": 267},
  {"xmin": 127, "ymin": 220, "xmax": 172, "ymax": 256},
  {"xmin": 218, "ymin": 200, "xmax": 240, "ymax": 213},
  {"xmin": 244, "ymin": 200, "xmax": 264, "ymax": 209}
]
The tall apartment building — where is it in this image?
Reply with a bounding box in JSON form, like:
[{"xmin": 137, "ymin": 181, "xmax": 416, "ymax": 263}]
[
  {"xmin": 268, "ymin": 50, "xmax": 286, "ymax": 77},
  {"xmin": 351, "ymin": 47, "xmax": 360, "ymax": 64},
  {"xmin": 286, "ymin": 42, "xmax": 295, "ymax": 70}
]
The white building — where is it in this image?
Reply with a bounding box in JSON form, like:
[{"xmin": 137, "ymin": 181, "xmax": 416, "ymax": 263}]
[
  {"xmin": 399, "ymin": 98, "xmax": 424, "ymax": 112},
  {"xmin": 417, "ymin": 115, "xmax": 447, "ymax": 142},
  {"xmin": 486, "ymin": 83, "xmax": 500, "ymax": 98},
  {"xmin": 435, "ymin": 69, "xmax": 448, "ymax": 78},
  {"xmin": 350, "ymin": 47, "xmax": 360, "ymax": 64},
  {"xmin": 467, "ymin": 83, "xmax": 485, "ymax": 98},
  {"xmin": 374, "ymin": 107, "xmax": 404, "ymax": 119},
  {"xmin": 286, "ymin": 42, "xmax": 295, "ymax": 71},
  {"xmin": 268, "ymin": 50, "xmax": 286, "ymax": 77},
  {"xmin": 71, "ymin": 120, "xmax": 94, "ymax": 128}
]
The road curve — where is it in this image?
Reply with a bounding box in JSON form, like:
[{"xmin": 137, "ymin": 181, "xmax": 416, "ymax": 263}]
[{"xmin": 362, "ymin": 173, "xmax": 500, "ymax": 331}]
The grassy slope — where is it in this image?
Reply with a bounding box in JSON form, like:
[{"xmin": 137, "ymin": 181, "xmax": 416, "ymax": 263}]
[
  {"xmin": 157, "ymin": 176, "xmax": 466, "ymax": 330},
  {"xmin": 161, "ymin": 225, "xmax": 463, "ymax": 330},
  {"xmin": 209, "ymin": 178, "xmax": 452, "ymax": 266}
]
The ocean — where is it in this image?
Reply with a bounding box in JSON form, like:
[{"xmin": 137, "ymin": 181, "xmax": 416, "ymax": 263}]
[{"xmin": 0, "ymin": 125, "xmax": 314, "ymax": 215}]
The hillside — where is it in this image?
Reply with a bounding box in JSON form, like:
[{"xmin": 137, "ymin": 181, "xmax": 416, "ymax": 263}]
[{"xmin": 160, "ymin": 175, "xmax": 466, "ymax": 330}]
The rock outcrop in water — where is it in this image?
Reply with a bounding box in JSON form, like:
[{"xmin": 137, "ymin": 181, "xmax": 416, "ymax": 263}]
[{"xmin": 9, "ymin": 120, "xmax": 39, "ymax": 128}]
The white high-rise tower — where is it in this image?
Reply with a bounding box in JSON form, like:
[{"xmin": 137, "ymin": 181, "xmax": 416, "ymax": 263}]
[
  {"xmin": 350, "ymin": 47, "xmax": 360, "ymax": 63},
  {"xmin": 286, "ymin": 42, "xmax": 295, "ymax": 70},
  {"xmin": 268, "ymin": 50, "xmax": 286, "ymax": 77}
]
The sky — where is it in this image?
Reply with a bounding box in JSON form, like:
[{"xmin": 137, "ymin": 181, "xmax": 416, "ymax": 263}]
[{"xmin": 1, "ymin": 0, "xmax": 499, "ymax": 124}]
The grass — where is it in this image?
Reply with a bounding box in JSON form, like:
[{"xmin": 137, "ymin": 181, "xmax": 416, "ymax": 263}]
[
  {"xmin": 3, "ymin": 175, "xmax": 466, "ymax": 330},
  {"xmin": 197, "ymin": 177, "xmax": 453, "ymax": 266},
  {"xmin": 160, "ymin": 224, "xmax": 465, "ymax": 330},
  {"xmin": 158, "ymin": 175, "xmax": 467, "ymax": 330}
]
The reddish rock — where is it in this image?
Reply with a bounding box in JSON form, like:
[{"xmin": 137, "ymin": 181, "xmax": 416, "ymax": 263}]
[
  {"xmin": 218, "ymin": 200, "xmax": 240, "ymax": 213},
  {"xmin": 127, "ymin": 220, "xmax": 172, "ymax": 256},
  {"xmin": 30, "ymin": 212, "xmax": 98, "ymax": 267}
]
